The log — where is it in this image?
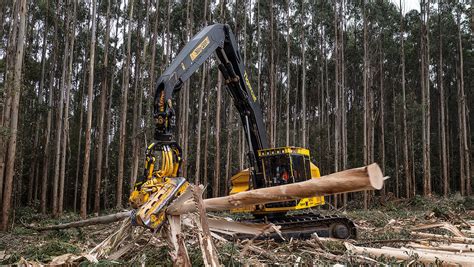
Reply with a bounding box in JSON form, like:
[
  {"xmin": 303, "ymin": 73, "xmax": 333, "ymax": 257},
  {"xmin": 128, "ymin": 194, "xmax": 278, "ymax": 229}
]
[
  {"xmin": 207, "ymin": 218, "xmax": 277, "ymax": 237},
  {"xmin": 412, "ymin": 222, "xmax": 465, "ymax": 237},
  {"xmin": 408, "ymin": 242, "xmax": 474, "ymax": 253},
  {"xmin": 345, "ymin": 243, "xmax": 474, "ymax": 266},
  {"xmin": 168, "ymin": 163, "xmax": 384, "ymax": 215},
  {"xmin": 411, "ymin": 231, "xmax": 474, "ymax": 244},
  {"xmin": 89, "ymin": 218, "xmax": 133, "ymax": 259},
  {"xmin": 25, "ymin": 211, "xmax": 132, "ymax": 231}
]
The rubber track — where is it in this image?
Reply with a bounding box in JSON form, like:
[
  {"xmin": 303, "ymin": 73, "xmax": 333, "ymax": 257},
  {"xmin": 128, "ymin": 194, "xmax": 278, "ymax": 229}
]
[{"xmin": 234, "ymin": 212, "xmax": 357, "ymax": 241}]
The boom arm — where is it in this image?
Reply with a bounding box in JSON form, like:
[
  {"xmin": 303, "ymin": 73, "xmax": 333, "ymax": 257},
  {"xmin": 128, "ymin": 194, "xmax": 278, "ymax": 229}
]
[{"xmin": 153, "ymin": 24, "xmax": 268, "ymax": 188}]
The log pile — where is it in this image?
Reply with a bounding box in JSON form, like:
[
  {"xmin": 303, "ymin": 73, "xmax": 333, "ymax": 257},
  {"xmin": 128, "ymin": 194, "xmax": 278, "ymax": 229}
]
[{"xmin": 346, "ymin": 222, "xmax": 474, "ymax": 266}]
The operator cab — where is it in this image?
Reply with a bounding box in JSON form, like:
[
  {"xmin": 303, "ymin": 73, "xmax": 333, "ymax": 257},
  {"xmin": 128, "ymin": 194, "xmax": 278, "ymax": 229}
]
[{"xmin": 259, "ymin": 147, "xmax": 312, "ymax": 187}]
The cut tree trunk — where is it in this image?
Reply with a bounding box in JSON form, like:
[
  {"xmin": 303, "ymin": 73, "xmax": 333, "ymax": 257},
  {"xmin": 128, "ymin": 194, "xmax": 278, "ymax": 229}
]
[
  {"xmin": 168, "ymin": 163, "xmax": 385, "ymax": 215},
  {"xmin": 25, "ymin": 211, "xmax": 132, "ymax": 231},
  {"xmin": 346, "ymin": 243, "xmax": 474, "ymax": 266},
  {"xmin": 410, "ymin": 231, "xmax": 474, "ymax": 244}
]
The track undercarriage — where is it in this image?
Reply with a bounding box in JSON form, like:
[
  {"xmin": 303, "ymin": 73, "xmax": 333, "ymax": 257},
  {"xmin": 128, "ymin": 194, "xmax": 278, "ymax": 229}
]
[{"xmin": 236, "ymin": 212, "xmax": 357, "ymax": 241}]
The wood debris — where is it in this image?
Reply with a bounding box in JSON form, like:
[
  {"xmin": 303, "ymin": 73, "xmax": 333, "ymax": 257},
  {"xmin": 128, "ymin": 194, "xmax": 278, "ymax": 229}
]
[
  {"xmin": 346, "ymin": 221, "xmax": 474, "ymax": 266},
  {"xmin": 191, "ymin": 185, "xmax": 220, "ymax": 267}
]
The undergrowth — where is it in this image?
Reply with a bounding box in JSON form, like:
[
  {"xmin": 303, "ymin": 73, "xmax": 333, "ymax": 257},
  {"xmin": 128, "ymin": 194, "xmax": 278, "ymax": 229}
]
[{"xmin": 0, "ymin": 195, "xmax": 471, "ymax": 265}]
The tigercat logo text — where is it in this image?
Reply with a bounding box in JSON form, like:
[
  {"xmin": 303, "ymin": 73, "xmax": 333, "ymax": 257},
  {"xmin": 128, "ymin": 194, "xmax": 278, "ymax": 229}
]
[
  {"xmin": 244, "ymin": 72, "xmax": 257, "ymax": 102},
  {"xmin": 190, "ymin": 37, "xmax": 210, "ymax": 61}
]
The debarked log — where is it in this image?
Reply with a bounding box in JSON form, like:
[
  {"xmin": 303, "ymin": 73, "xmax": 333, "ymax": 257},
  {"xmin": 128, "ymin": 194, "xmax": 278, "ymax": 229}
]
[
  {"xmin": 167, "ymin": 163, "xmax": 385, "ymax": 215},
  {"xmin": 345, "ymin": 243, "xmax": 474, "ymax": 266},
  {"xmin": 24, "ymin": 211, "xmax": 132, "ymax": 231}
]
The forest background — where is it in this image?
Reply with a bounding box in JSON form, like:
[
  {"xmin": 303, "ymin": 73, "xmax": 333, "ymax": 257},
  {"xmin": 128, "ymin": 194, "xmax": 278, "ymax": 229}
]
[{"xmin": 0, "ymin": 0, "xmax": 472, "ymax": 231}]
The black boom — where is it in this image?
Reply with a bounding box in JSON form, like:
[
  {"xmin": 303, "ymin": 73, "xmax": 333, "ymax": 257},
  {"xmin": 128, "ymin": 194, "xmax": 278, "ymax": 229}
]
[{"xmin": 153, "ymin": 23, "xmax": 269, "ymax": 188}]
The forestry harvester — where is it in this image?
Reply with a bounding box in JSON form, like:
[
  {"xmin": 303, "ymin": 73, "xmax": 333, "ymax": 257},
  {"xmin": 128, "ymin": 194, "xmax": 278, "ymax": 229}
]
[{"xmin": 128, "ymin": 23, "xmax": 356, "ymax": 239}]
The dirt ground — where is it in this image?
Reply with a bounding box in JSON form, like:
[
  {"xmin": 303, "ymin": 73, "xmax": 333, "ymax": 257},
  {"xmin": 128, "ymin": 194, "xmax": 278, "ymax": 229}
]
[{"xmin": 1, "ymin": 195, "xmax": 473, "ymax": 265}]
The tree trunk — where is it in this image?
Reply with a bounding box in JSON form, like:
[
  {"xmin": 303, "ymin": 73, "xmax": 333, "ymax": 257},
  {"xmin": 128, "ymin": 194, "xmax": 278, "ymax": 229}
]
[
  {"xmin": 41, "ymin": 13, "xmax": 57, "ymax": 214},
  {"xmin": 390, "ymin": 84, "xmax": 400, "ymax": 197},
  {"xmin": 334, "ymin": 1, "xmax": 340, "ymax": 175},
  {"xmin": 293, "ymin": 56, "xmax": 299, "ymax": 146},
  {"xmin": 256, "ymin": 0, "xmax": 261, "ymax": 99},
  {"xmin": 104, "ymin": 14, "xmax": 120, "ymax": 210},
  {"xmin": 74, "ymin": 54, "xmax": 86, "ymax": 213},
  {"xmin": 28, "ymin": 6, "xmax": 49, "ymax": 205},
  {"xmin": 399, "ymin": 0, "xmax": 411, "ymax": 198},
  {"xmin": 94, "ymin": 0, "xmax": 110, "ymax": 213},
  {"xmin": 438, "ymin": 4, "xmax": 448, "ymax": 197},
  {"xmin": 132, "ymin": 0, "xmax": 149, "ymax": 188},
  {"xmin": 285, "ymin": 0, "xmax": 290, "ymax": 146},
  {"xmin": 340, "ymin": 2, "xmax": 347, "ymax": 206},
  {"xmin": 181, "ymin": 0, "xmax": 193, "ymax": 179},
  {"xmin": 421, "ymin": 0, "xmax": 431, "ymax": 196},
  {"xmin": 165, "ymin": 0, "xmax": 171, "ymax": 66},
  {"xmin": 224, "ymin": 111, "xmax": 233, "ymax": 196},
  {"xmin": 130, "ymin": 12, "xmax": 141, "ymax": 192},
  {"xmin": 117, "ymin": 0, "xmax": 134, "ymax": 208},
  {"xmin": 203, "ymin": 65, "xmax": 211, "ymax": 197},
  {"xmin": 362, "ymin": 0, "xmax": 368, "ymax": 209},
  {"xmin": 148, "ymin": 0, "xmax": 160, "ymax": 139},
  {"xmin": 169, "ymin": 164, "xmax": 385, "ymax": 215},
  {"xmin": 1, "ymin": 0, "xmax": 26, "ymax": 230},
  {"xmin": 195, "ymin": 64, "xmax": 206, "ymax": 184},
  {"xmin": 269, "ymin": 0, "xmax": 275, "ymax": 147},
  {"xmin": 0, "ymin": 2, "xmax": 19, "ymax": 202},
  {"xmin": 457, "ymin": 11, "xmax": 470, "ymax": 195},
  {"xmin": 52, "ymin": 6, "xmax": 70, "ymax": 217},
  {"xmin": 26, "ymin": 211, "xmax": 132, "ymax": 231},
  {"xmin": 59, "ymin": 0, "xmax": 77, "ymax": 215},
  {"xmin": 333, "ymin": 1, "xmax": 340, "ymax": 207},
  {"xmin": 379, "ymin": 38, "xmax": 385, "ymax": 178},
  {"xmin": 213, "ymin": 74, "xmax": 222, "ymax": 197},
  {"xmin": 301, "ymin": 8, "xmax": 306, "ymax": 148},
  {"xmin": 80, "ymin": 0, "xmax": 97, "ymax": 219},
  {"xmin": 239, "ymin": 1, "xmax": 246, "ymax": 170},
  {"xmin": 213, "ymin": 0, "xmax": 225, "ymax": 198}
]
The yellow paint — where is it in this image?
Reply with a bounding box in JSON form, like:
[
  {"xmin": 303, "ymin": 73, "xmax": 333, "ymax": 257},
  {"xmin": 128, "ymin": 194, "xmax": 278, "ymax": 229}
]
[
  {"xmin": 190, "ymin": 36, "xmax": 210, "ymax": 61},
  {"xmin": 244, "ymin": 72, "xmax": 257, "ymax": 101},
  {"xmin": 258, "ymin": 146, "xmax": 310, "ymax": 157}
]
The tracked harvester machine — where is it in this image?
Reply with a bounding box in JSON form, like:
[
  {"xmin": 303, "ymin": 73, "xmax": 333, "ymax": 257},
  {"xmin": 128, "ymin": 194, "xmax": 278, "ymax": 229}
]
[{"xmin": 129, "ymin": 23, "xmax": 356, "ymax": 239}]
